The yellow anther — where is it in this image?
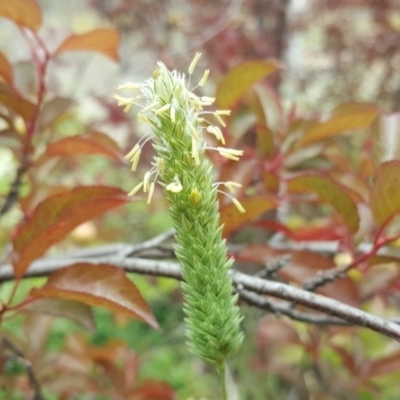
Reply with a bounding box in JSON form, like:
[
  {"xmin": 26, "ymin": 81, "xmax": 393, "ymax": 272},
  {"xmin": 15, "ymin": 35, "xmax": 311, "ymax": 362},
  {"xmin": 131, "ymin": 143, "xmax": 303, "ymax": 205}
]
[
  {"xmin": 127, "ymin": 182, "xmax": 144, "ymax": 197},
  {"xmin": 232, "ymin": 198, "xmax": 246, "ymax": 213},
  {"xmin": 147, "ymin": 182, "xmax": 155, "ymax": 204},
  {"xmin": 188, "ymin": 52, "xmax": 202, "ymax": 74},
  {"xmin": 143, "ymin": 171, "xmax": 151, "ymax": 192},
  {"xmin": 198, "ymin": 69, "xmax": 210, "ymax": 87}
]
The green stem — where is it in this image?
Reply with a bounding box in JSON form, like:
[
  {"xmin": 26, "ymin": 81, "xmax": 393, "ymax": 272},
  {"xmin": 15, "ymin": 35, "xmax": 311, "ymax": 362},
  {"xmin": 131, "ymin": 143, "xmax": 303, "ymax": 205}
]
[{"xmin": 218, "ymin": 362, "xmax": 227, "ymax": 400}]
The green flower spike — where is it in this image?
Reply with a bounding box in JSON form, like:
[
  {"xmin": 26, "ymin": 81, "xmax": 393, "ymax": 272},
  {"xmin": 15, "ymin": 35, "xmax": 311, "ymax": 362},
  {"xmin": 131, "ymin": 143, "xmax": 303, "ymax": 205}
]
[{"xmin": 115, "ymin": 54, "xmax": 244, "ymax": 368}]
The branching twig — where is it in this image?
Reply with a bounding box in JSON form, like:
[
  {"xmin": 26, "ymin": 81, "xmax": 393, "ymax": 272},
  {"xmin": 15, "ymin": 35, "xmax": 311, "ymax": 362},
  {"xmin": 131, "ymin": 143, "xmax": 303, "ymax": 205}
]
[
  {"xmin": 303, "ymin": 233, "xmax": 400, "ymax": 292},
  {"xmin": 0, "ymin": 155, "xmax": 29, "ymax": 218},
  {"xmin": 2, "ymin": 249, "xmax": 400, "ymax": 342},
  {"xmin": 254, "ymin": 254, "xmax": 291, "ymax": 279},
  {"xmin": 2, "ymin": 336, "xmax": 46, "ymax": 400},
  {"xmin": 236, "ymin": 288, "xmax": 400, "ymax": 326}
]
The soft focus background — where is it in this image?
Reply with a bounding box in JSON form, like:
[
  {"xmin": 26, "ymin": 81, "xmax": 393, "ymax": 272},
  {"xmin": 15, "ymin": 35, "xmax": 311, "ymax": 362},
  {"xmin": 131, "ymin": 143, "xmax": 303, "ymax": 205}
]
[{"xmin": 2, "ymin": 1, "xmax": 400, "ymax": 399}]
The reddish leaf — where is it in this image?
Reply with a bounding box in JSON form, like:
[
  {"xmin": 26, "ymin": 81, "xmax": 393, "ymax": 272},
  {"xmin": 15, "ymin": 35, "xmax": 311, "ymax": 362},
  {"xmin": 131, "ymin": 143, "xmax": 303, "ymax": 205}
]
[
  {"xmin": 255, "ymin": 126, "xmax": 275, "ymax": 158},
  {"xmin": 86, "ymin": 339, "xmax": 133, "ymax": 390},
  {"xmin": 12, "ymin": 186, "xmax": 129, "ymax": 278},
  {"xmin": 30, "ymin": 263, "xmax": 158, "ymax": 329},
  {"xmin": 216, "ymin": 60, "xmax": 281, "ymax": 110},
  {"xmin": 218, "ymin": 158, "xmax": 258, "ymax": 202},
  {"xmin": 288, "ymin": 173, "xmax": 361, "ymax": 234},
  {"xmin": 54, "ymin": 29, "xmax": 120, "ymax": 61},
  {"xmin": 44, "ymin": 131, "xmax": 124, "ymax": 162},
  {"xmin": 0, "ymin": 52, "xmax": 13, "ymax": 87},
  {"xmin": 368, "ymin": 255, "xmax": 400, "ymax": 266},
  {"xmin": 0, "ymin": 0, "xmax": 42, "ymax": 31},
  {"xmin": 331, "ymin": 345, "xmax": 356, "ymax": 374},
  {"xmin": 220, "ymin": 196, "xmax": 276, "ymax": 237},
  {"xmin": 0, "ymin": 84, "xmax": 36, "ymax": 121},
  {"xmin": 130, "ymin": 380, "xmax": 175, "ymax": 400},
  {"xmin": 238, "ymin": 244, "xmax": 359, "ymax": 306},
  {"xmin": 369, "ymin": 160, "xmax": 400, "ymax": 226},
  {"xmin": 254, "ymin": 220, "xmax": 344, "ymax": 241},
  {"xmin": 21, "ymin": 298, "xmax": 95, "ymax": 332},
  {"xmin": 360, "ymin": 265, "xmax": 399, "ymax": 299},
  {"xmin": 299, "ymin": 103, "xmax": 379, "ymax": 147},
  {"xmin": 361, "ymin": 351, "xmax": 400, "ymax": 378},
  {"xmin": 255, "ymin": 318, "xmax": 300, "ymax": 347},
  {"xmin": 244, "ymin": 88, "xmax": 275, "ymax": 157},
  {"xmin": 261, "ymin": 172, "xmax": 280, "ymax": 193}
]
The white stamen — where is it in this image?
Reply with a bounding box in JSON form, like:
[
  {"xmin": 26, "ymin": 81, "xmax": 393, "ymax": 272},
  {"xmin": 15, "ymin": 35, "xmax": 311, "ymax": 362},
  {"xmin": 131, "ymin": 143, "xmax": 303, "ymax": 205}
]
[
  {"xmin": 147, "ymin": 182, "xmax": 155, "ymax": 204},
  {"xmin": 233, "ymin": 198, "xmax": 246, "ymax": 213},
  {"xmin": 118, "ymin": 82, "xmax": 140, "ymax": 91},
  {"xmin": 154, "ymin": 104, "xmax": 171, "ymax": 115},
  {"xmin": 166, "ymin": 182, "xmax": 183, "ymax": 193},
  {"xmin": 141, "ymin": 101, "xmax": 159, "ymax": 113},
  {"xmin": 188, "ymin": 121, "xmax": 200, "ymax": 141},
  {"xmin": 198, "ymin": 69, "xmax": 210, "ymax": 87},
  {"xmin": 131, "ymin": 149, "xmax": 141, "ymax": 171},
  {"xmin": 127, "ymin": 182, "xmax": 144, "ymax": 197},
  {"xmin": 192, "ymin": 136, "xmax": 200, "ymax": 165},
  {"xmin": 124, "ymin": 144, "xmax": 141, "ymax": 161},
  {"xmin": 224, "ymin": 181, "xmax": 242, "ymax": 194},
  {"xmin": 213, "ymin": 112, "xmax": 226, "ymax": 128},
  {"xmin": 188, "ymin": 52, "xmax": 202, "ymax": 74},
  {"xmin": 170, "ymin": 106, "xmax": 176, "ymax": 123},
  {"xmin": 207, "ymin": 126, "xmax": 225, "ymax": 144},
  {"xmin": 143, "ymin": 171, "xmax": 151, "ymax": 192},
  {"xmin": 215, "ymin": 110, "xmax": 231, "ymax": 116}
]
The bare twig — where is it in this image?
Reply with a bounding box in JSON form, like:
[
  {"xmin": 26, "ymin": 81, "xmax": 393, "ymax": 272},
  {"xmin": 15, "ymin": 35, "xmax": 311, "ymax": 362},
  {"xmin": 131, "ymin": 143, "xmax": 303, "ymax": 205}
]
[
  {"xmin": 255, "ymin": 254, "xmax": 291, "ymax": 279},
  {"xmin": 236, "ymin": 288, "xmax": 400, "ymax": 326},
  {"xmin": 2, "ymin": 249, "xmax": 400, "ymax": 342},
  {"xmin": 302, "ymin": 233, "xmax": 400, "ymax": 292},
  {"xmin": 0, "ymin": 155, "xmax": 29, "ymax": 218},
  {"xmin": 233, "ymin": 269, "xmax": 400, "ymax": 341},
  {"xmin": 302, "ymin": 264, "xmax": 348, "ymax": 292},
  {"xmin": 2, "ymin": 336, "xmax": 46, "ymax": 400}
]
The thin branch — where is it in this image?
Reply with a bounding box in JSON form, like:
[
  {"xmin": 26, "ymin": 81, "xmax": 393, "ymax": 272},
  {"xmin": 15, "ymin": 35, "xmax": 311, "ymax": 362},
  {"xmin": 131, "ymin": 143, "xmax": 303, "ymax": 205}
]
[
  {"xmin": 2, "ymin": 253, "xmax": 400, "ymax": 342},
  {"xmin": 2, "ymin": 336, "xmax": 46, "ymax": 400},
  {"xmin": 0, "ymin": 154, "xmax": 29, "ymax": 218},
  {"xmin": 233, "ymin": 269, "xmax": 400, "ymax": 341},
  {"xmin": 236, "ymin": 288, "xmax": 398, "ymax": 326},
  {"xmin": 303, "ymin": 233, "xmax": 400, "ymax": 292},
  {"xmin": 254, "ymin": 254, "xmax": 291, "ymax": 279}
]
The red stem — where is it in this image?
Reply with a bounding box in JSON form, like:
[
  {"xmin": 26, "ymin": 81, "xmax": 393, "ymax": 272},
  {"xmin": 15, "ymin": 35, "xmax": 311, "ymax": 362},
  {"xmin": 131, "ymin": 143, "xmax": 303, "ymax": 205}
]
[{"xmin": 8, "ymin": 29, "xmax": 51, "ymax": 302}]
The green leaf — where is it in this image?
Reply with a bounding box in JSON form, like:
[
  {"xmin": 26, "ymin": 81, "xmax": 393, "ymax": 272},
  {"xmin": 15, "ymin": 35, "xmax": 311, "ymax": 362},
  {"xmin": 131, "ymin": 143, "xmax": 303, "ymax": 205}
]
[
  {"xmin": 369, "ymin": 160, "xmax": 400, "ymax": 226},
  {"xmin": 288, "ymin": 173, "xmax": 360, "ymax": 234},
  {"xmin": 30, "ymin": 263, "xmax": 158, "ymax": 329},
  {"xmin": 216, "ymin": 60, "xmax": 280, "ymax": 110}
]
